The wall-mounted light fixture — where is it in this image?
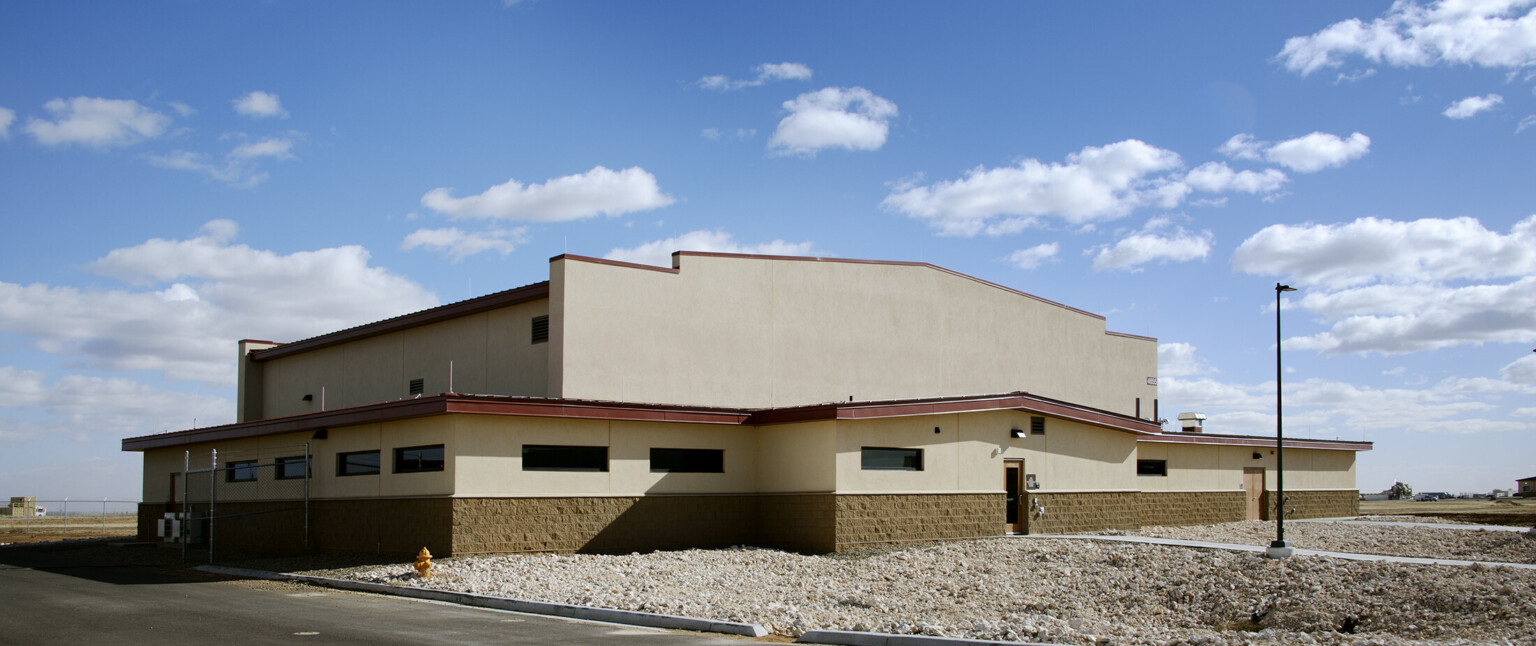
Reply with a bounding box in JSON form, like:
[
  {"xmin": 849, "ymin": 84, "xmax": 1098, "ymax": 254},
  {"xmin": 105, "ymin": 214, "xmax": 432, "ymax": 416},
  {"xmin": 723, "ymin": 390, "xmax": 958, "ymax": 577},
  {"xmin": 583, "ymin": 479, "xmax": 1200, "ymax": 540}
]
[
  {"xmin": 1253, "ymin": 452, "xmax": 1262, "ymax": 460},
  {"xmin": 301, "ymin": 394, "xmax": 313, "ymax": 402},
  {"xmin": 1010, "ymin": 428, "xmax": 1026, "ymax": 438},
  {"xmin": 312, "ymin": 428, "xmax": 328, "ymax": 440}
]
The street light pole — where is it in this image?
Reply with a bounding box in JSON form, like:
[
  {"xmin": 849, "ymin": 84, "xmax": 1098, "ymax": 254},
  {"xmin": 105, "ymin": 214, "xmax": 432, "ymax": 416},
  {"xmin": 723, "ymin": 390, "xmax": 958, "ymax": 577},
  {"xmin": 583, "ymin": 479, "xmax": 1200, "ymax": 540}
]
[{"xmin": 1267, "ymin": 283, "xmax": 1297, "ymax": 559}]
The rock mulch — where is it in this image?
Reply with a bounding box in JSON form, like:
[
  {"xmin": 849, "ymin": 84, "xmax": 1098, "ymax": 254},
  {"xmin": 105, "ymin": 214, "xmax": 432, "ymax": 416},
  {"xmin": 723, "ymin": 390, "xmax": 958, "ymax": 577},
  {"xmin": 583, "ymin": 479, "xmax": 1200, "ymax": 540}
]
[
  {"xmin": 1112, "ymin": 519, "xmax": 1536, "ymax": 565},
  {"xmin": 315, "ymin": 520, "xmax": 1536, "ymax": 645}
]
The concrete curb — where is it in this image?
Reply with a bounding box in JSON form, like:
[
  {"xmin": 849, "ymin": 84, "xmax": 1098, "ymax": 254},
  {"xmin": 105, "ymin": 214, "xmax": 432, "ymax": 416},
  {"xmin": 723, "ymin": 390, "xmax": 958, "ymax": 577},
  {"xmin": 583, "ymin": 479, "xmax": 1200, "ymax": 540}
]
[
  {"xmin": 195, "ymin": 565, "xmax": 768, "ymax": 638},
  {"xmin": 797, "ymin": 630, "xmax": 1050, "ymax": 646}
]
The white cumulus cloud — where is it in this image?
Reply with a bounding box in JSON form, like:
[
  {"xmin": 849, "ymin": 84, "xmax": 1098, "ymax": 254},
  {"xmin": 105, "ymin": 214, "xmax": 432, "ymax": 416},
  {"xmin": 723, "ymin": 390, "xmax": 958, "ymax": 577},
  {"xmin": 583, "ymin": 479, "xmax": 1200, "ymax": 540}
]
[
  {"xmin": 767, "ymin": 86, "xmax": 898, "ymax": 157},
  {"xmin": 604, "ymin": 230, "xmax": 820, "ymax": 268},
  {"xmin": 1185, "ymin": 162, "xmax": 1288, "ymax": 194},
  {"xmin": 1006, "ymin": 243, "xmax": 1060, "ymax": 270},
  {"xmin": 401, "ymin": 227, "xmax": 528, "ymax": 261},
  {"xmin": 1234, "ymin": 215, "xmax": 1536, "ymax": 355},
  {"xmin": 1278, "ymin": 0, "xmax": 1536, "ymax": 76},
  {"xmin": 1158, "ymin": 342, "xmax": 1216, "ymax": 378},
  {"xmin": 421, "ymin": 166, "xmax": 674, "ymax": 221},
  {"xmin": 0, "ymin": 221, "xmax": 438, "ymax": 384},
  {"xmin": 1089, "ymin": 216, "xmax": 1214, "ymax": 272},
  {"xmin": 1264, "ymin": 131, "xmax": 1371, "ymax": 173},
  {"xmin": 145, "ymin": 134, "xmax": 300, "ymax": 188},
  {"xmin": 1443, "ymin": 93, "xmax": 1505, "ymax": 118},
  {"xmin": 24, "ymin": 97, "xmax": 171, "ymax": 148},
  {"xmin": 882, "ymin": 140, "xmax": 1185, "ymax": 236},
  {"xmin": 1233, "ymin": 215, "xmax": 1536, "ymax": 288},
  {"xmin": 0, "ymin": 106, "xmax": 14, "ymax": 139},
  {"xmin": 698, "ymin": 62, "xmax": 813, "ymax": 91},
  {"xmin": 233, "ymin": 91, "xmax": 288, "ymax": 119}
]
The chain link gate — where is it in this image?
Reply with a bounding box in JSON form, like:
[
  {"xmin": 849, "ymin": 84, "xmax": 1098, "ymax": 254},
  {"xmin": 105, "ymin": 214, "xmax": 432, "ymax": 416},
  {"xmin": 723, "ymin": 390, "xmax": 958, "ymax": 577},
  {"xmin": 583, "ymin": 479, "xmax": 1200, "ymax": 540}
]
[{"xmin": 173, "ymin": 443, "xmax": 312, "ymax": 563}]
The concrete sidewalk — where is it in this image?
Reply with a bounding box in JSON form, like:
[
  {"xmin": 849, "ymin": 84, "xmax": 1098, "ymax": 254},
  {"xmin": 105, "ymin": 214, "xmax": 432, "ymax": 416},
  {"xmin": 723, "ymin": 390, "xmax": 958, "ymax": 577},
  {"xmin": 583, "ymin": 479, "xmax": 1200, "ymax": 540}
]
[
  {"xmin": 1293, "ymin": 517, "xmax": 1531, "ymax": 532},
  {"xmin": 1023, "ymin": 531, "xmax": 1536, "ymax": 570}
]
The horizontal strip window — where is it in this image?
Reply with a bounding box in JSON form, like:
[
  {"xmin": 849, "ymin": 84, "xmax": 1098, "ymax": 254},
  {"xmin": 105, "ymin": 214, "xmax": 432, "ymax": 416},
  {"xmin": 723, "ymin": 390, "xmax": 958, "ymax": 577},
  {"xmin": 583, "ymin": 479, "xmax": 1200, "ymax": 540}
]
[
  {"xmin": 337, "ymin": 450, "xmax": 380, "ymax": 477},
  {"xmin": 861, "ymin": 447, "xmax": 923, "ymax": 471},
  {"xmin": 650, "ymin": 448, "xmax": 724, "ymax": 473},
  {"xmin": 275, "ymin": 456, "xmax": 310, "ymax": 480},
  {"xmin": 523, "ymin": 444, "xmax": 607, "ymax": 472},
  {"xmin": 1137, "ymin": 459, "xmax": 1167, "ymax": 477},
  {"xmin": 225, "ymin": 460, "xmax": 258, "ymax": 483},
  {"xmin": 394, "ymin": 444, "xmax": 445, "ymax": 474}
]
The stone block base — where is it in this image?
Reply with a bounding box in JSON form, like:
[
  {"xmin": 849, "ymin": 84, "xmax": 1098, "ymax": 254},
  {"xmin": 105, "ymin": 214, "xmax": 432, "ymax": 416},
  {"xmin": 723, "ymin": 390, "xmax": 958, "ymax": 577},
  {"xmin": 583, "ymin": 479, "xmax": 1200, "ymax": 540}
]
[{"xmin": 1262, "ymin": 489, "xmax": 1359, "ymax": 520}]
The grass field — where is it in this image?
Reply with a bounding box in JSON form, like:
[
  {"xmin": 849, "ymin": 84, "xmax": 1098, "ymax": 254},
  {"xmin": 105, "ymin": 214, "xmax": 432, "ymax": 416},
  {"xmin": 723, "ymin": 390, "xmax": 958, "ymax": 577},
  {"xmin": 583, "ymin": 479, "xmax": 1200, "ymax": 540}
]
[
  {"xmin": 0, "ymin": 515, "xmax": 138, "ymax": 544},
  {"xmin": 1360, "ymin": 497, "xmax": 1536, "ymax": 527}
]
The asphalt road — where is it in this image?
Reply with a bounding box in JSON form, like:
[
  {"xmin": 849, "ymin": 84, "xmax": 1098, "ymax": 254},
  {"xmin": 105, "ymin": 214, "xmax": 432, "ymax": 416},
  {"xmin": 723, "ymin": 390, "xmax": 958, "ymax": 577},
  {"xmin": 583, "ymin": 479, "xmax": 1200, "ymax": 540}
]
[{"xmin": 0, "ymin": 547, "xmax": 761, "ymax": 645}]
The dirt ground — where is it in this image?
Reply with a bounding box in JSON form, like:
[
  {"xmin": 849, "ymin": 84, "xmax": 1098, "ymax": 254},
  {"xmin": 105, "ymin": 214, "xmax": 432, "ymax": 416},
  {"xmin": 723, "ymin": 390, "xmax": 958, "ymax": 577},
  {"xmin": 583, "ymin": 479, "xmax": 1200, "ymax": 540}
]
[
  {"xmin": 0, "ymin": 516, "xmax": 137, "ymax": 545},
  {"xmin": 1360, "ymin": 497, "xmax": 1536, "ymax": 527}
]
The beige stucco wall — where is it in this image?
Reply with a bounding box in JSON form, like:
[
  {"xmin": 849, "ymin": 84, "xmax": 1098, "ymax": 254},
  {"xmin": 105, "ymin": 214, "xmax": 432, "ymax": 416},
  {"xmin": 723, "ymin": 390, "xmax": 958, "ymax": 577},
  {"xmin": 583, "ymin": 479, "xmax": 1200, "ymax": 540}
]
[
  {"xmin": 453, "ymin": 415, "xmax": 759, "ymax": 496},
  {"xmin": 552, "ymin": 255, "xmax": 1158, "ymax": 416},
  {"xmin": 253, "ymin": 300, "xmax": 549, "ymax": 420},
  {"xmin": 833, "ymin": 411, "xmax": 1139, "ymax": 494},
  {"xmin": 1136, "ymin": 441, "xmax": 1358, "ymax": 492}
]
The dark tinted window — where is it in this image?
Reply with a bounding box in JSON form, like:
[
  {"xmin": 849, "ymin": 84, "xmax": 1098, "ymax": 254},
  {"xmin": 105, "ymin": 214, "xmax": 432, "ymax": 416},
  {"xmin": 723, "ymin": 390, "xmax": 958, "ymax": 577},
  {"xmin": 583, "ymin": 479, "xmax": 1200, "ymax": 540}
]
[
  {"xmin": 1137, "ymin": 459, "xmax": 1167, "ymax": 476},
  {"xmin": 522, "ymin": 445, "xmax": 607, "ymax": 471},
  {"xmin": 861, "ymin": 447, "xmax": 922, "ymax": 471},
  {"xmin": 650, "ymin": 448, "xmax": 724, "ymax": 473},
  {"xmin": 394, "ymin": 445, "xmax": 445, "ymax": 473},
  {"xmin": 275, "ymin": 456, "xmax": 309, "ymax": 480},
  {"xmin": 226, "ymin": 460, "xmax": 257, "ymax": 482},
  {"xmin": 337, "ymin": 450, "xmax": 380, "ymax": 476}
]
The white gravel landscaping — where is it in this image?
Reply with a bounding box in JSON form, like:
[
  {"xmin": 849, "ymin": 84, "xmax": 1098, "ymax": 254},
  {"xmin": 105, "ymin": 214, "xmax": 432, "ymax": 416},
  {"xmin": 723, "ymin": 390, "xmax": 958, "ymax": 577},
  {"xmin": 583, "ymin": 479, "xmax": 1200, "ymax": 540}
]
[{"xmin": 321, "ymin": 519, "xmax": 1536, "ymax": 645}]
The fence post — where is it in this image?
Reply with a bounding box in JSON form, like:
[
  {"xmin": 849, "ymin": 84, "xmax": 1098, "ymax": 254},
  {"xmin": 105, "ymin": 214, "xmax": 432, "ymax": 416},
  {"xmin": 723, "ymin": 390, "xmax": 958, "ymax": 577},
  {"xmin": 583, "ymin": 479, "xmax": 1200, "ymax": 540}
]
[
  {"xmin": 182, "ymin": 451, "xmax": 189, "ymax": 565},
  {"xmin": 209, "ymin": 448, "xmax": 217, "ymax": 565},
  {"xmin": 304, "ymin": 441, "xmax": 312, "ymax": 552},
  {"xmin": 102, "ymin": 498, "xmax": 107, "ymax": 534},
  {"xmin": 62, "ymin": 497, "xmax": 67, "ymax": 534}
]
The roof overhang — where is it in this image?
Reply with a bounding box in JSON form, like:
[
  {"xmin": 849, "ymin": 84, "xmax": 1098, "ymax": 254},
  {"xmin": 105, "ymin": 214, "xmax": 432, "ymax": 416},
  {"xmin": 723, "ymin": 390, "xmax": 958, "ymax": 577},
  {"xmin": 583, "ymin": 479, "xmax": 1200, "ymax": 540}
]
[
  {"xmin": 1137, "ymin": 431, "xmax": 1372, "ymax": 452},
  {"xmin": 123, "ymin": 391, "xmax": 1163, "ymax": 452}
]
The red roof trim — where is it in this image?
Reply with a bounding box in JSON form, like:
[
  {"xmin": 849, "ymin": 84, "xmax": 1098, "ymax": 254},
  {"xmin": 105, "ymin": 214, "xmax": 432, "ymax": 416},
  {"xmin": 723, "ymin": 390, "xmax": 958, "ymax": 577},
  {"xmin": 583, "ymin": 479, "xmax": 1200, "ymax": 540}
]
[
  {"xmin": 755, "ymin": 391, "xmax": 1162, "ymax": 435},
  {"xmin": 552, "ymin": 254, "xmax": 680, "ymax": 274},
  {"xmin": 122, "ymin": 394, "xmax": 753, "ymax": 451},
  {"xmin": 1138, "ymin": 431, "xmax": 1372, "ymax": 452},
  {"xmin": 250, "ymin": 281, "xmax": 551, "ymax": 361}
]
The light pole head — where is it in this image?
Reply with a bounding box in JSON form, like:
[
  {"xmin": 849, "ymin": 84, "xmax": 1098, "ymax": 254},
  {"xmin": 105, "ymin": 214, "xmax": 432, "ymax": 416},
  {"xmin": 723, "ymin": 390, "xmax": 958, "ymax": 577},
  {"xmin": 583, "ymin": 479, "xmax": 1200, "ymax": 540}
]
[{"xmin": 1276, "ymin": 283, "xmax": 1297, "ymax": 293}]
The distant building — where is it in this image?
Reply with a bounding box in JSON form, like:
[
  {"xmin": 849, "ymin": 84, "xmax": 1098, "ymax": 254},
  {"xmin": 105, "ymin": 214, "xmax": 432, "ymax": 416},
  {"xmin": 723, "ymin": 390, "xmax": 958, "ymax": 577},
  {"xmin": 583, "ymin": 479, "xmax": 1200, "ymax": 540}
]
[
  {"xmin": 123, "ymin": 252, "xmax": 1372, "ymax": 556},
  {"xmin": 1518, "ymin": 477, "xmax": 1536, "ymax": 498}
]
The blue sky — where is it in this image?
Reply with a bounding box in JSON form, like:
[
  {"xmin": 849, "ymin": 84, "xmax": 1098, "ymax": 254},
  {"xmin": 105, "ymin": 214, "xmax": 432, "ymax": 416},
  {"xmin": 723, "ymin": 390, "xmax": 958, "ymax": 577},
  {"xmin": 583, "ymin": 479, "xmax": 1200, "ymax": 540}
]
[{"xmin": 2, "ymin": 1, "xmax": 1533, "ymax": 501}]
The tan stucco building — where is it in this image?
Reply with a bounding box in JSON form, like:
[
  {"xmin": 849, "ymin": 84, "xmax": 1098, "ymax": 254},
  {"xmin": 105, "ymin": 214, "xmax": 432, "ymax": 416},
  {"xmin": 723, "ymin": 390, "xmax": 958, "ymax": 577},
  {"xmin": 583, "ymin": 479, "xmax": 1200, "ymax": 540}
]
[{"xmin": 124, "ymin": 252, "xmax": 1370, "ymax": 556}]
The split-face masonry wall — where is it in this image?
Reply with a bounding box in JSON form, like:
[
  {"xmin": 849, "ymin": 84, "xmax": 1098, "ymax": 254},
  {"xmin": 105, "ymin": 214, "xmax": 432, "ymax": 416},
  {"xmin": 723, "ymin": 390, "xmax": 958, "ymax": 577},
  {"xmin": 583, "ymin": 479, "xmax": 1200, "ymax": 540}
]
[{"xmin": 139, "ymin": 489, "xmax": 1359, "ymax": 557}]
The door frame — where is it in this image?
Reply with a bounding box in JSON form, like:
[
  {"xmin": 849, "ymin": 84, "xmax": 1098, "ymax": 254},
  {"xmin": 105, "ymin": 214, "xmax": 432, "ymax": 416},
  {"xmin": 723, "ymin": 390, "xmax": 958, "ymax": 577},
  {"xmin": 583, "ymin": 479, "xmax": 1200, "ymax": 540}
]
[
  {"xmin": 1005, "ymin": 459, "xmax": 1026, "ymax": 534},
  {"xmin": 1243, "ymin": 467, "xmax": 1265, "ymax": 521}
]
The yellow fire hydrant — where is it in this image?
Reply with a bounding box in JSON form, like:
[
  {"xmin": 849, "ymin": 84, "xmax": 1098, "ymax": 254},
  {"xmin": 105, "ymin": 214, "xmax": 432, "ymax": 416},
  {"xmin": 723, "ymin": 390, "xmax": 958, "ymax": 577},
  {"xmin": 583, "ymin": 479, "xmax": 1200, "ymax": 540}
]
[{"xmin": 414, "ymin": 547, "xmax": 433, "ymax": 578}]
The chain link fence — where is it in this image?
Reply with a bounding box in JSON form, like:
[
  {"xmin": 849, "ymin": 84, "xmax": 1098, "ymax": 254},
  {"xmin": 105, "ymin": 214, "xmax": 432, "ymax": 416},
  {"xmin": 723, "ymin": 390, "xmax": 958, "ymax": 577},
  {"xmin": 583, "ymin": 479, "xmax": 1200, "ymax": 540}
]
[{"xmin": 168, "ymin": 443, "xmax": 313, "ymax": 563}]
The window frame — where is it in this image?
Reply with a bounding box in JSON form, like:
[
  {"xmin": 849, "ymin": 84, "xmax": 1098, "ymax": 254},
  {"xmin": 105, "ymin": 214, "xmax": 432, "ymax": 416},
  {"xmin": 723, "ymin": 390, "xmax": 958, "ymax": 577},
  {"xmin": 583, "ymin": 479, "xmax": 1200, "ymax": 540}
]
[
  {"xmin": 393, "ymin": 444, "xmax": 446, "ymax": 474},
  {"xmin": 649, "ymin": 447, "xmax": 725, "ymax": 474},
  {"xmin": 860, "ymin": 447, "xmax": 924, "ymax": 471},
  {"xmin": 336, "ymin": 450, "xmax": 381, "ymax": 477},
  {"xmin": 1136, "ymin": 459, "xmax": 1168, "ymax": 477},
  {"xmin": 274, "ymin": 456, "xmax": 310, "ymax": 480},
  {"xmin": 522, "ymin": 444, "xmax": 607, "ymax": 472},
  {"xmin": 225, "ymin": 460, "xmax": 258, "ymax": 483}
]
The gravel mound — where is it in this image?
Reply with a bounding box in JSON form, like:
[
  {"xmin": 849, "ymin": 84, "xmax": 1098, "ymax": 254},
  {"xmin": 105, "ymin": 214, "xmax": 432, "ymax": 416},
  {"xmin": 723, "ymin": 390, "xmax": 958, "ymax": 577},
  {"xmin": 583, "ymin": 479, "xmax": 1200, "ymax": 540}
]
[{"xmin": 319, "ymin": 521, "xmax": 1536, "ymax": 645}]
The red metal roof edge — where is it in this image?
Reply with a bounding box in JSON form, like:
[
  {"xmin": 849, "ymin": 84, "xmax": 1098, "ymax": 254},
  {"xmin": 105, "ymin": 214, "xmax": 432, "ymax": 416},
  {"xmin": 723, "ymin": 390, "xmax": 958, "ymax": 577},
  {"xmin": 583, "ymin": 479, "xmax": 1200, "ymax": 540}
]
[
  {"xmin": 121, "ymin": 394, "xmax": 755, "ymax": 451},
  {"xmin": 1137, "ymin": 431, "xmax": 1373, "ymax": 452},
  {"xmin": 550, "ymin": 253, "xmax": 680, "ymax": 274},
  {"xmin": 752, "ymin": 391, "xmax": 1163, "ymax": 435},
  {"xmin": 250, "ymin": 281, "xmax": 551, "ymax": 361},
  {"xmin": 123, "ymin": 391, "xmax": 1159, "ymax": 451}
]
